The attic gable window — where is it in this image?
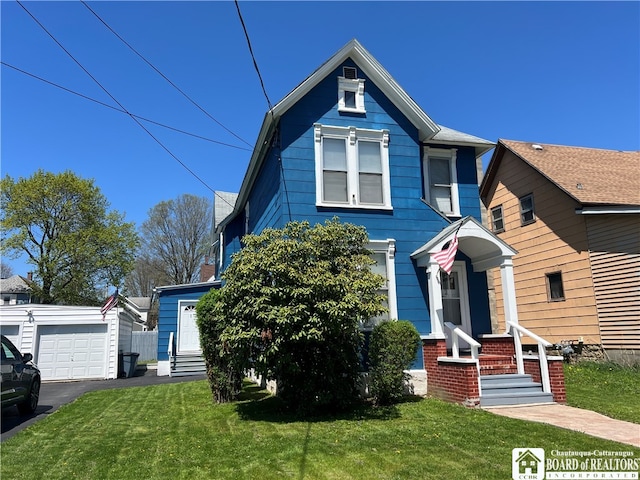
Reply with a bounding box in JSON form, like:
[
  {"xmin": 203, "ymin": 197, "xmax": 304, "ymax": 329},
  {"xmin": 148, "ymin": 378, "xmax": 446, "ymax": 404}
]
[
  {"xmin": 314, "ymin": 124, "xmax": 391, "ymax": 210},
  {"xmin": 424, "ymin": 147, "xmax": 460, "ymax": 217},
  {"xmin": 338, "ymin": 68, "xmax": 365, "ymax": 113}
]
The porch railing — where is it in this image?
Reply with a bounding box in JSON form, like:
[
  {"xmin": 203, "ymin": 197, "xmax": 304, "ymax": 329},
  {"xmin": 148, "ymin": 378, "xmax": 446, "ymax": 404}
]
[
  {"xmin": 168, "ymin": 331, "xmax": 175, "ymax": 359},
  {"xmin": 444, "ymin": 322, "xmax": 482, "ymax": 396},
  {"xmin": 444, "ymin": 322, "xmax": 480, "ymax": 360},
  {"xmin": 507, "ymin": 321, "xmax": 552, "ymax": 394}
]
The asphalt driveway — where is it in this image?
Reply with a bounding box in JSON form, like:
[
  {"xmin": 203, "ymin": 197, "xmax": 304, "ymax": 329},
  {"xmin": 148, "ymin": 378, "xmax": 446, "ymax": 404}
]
[{"xmin": 1, "ymin": 367, "xmax": 206, "ymax": 442}]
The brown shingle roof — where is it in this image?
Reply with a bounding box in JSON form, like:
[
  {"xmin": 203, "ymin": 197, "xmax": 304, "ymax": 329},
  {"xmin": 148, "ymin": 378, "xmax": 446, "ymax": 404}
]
[{"xmin": 500, "ymin": 140, "xmax": 640, "ymax": 206}]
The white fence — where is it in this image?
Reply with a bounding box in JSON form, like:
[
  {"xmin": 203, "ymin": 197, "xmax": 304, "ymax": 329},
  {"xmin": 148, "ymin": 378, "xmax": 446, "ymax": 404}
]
[{"xmin": 131, "ymin": 331, "xmax": 158, "ymax": 362}]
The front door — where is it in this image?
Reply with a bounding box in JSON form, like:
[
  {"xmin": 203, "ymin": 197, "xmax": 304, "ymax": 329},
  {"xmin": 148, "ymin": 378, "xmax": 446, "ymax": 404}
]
[
  {"xmin": 178, "ymin": 301, "xmax": 201, "ymax": 353},
  {"xmin": 442, "ymin": 262, "xmax": 472, "ymax": 350}
]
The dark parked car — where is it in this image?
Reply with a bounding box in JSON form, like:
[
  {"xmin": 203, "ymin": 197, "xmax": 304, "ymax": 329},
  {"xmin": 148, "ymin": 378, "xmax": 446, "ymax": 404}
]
[{"xmin": 1, "ymin": 335, "xmax": 40, "ymax": 414}]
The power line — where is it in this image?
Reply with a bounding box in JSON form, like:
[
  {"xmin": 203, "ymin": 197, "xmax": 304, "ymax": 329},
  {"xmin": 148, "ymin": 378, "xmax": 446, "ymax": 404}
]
[
  {"xmin": 1, "ymin": 61, "xmax": 252, "ymax": 152},
  {"xmin": 80, "ymin": 0, "xmax": 252, "ymax": 148},
  {"xmin": 16, "ymin": 1, "xmax": 236, "ymax": 209},
  {"xmin": 234, "ymin": 0, "xmax": 273, "ymax": 113}
]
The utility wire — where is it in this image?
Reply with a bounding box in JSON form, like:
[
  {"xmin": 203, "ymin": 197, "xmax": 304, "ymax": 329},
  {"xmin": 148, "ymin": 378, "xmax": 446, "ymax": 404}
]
[
  {"xmin": 1, "ymin": 62, "xmax": 251, "ymax": 152},
  {"xmin": 16, "ymin": 1, "xmax": 236, "ymax": 209},
  {"xmin": 81, "ymin": 0, "xmax": 252, "ymax": 147},
  {"xmin": 234, "ymin": 0, "xmax": 273, "ymax": 113}
]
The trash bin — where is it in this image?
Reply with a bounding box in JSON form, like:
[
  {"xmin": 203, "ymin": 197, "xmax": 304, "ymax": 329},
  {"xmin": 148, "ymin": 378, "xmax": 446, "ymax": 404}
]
[{"xmin": 121, "ymin": 352, "xmax": 140, "ymax": 378}]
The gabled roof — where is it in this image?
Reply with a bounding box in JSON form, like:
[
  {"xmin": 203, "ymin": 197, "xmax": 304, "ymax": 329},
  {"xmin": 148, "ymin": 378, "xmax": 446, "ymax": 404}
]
[
  {"xmin": 411, "ymin": 216, "xmax": 517, "ymax": 272},
  {"xmin": 481, "ymin": 139, "xmax": 640, "ymax": 207},
  {"xmin": 222, "ymin": 39, "xmax": 493, "ymax": 228},
  {"xmin": 0, "ymin": 275, "xmax": 32, "ymax": 294},
  {"xmin": 124, "ymin": 296, "xmax": 151, "ymax": 311}
]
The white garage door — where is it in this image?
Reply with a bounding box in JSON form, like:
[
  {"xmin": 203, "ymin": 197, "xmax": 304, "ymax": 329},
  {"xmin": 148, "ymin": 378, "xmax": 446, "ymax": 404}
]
[
  {"xmin": 0, "ymin": 324, "xmax": 20, "ymax": 347},
  {"xmin": 37, "ymin": 325, "xmax": 108, "ymax": 380}
]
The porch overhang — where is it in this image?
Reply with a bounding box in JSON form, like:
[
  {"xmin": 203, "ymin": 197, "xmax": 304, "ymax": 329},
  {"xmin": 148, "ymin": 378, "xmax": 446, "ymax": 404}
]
[
  {"xmin": 410, "ymin": 216, "xmax": 517, "ymax": 272},
  {"xmin": 411, "ymin": 216, "xmax": 521, "ymax": 339}
]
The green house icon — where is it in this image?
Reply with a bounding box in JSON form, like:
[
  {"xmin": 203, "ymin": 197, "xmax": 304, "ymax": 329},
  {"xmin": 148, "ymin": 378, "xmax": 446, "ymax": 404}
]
[{"xmin": 516, "ymin": 450, "xmax": 542, "ymax": 475}]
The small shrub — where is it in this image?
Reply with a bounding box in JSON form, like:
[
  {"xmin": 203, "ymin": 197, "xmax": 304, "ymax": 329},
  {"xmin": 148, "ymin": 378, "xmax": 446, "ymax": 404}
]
[
  {"xmin": 369, "ymin": 320, "xmax": 421, "ymax": 405},
  {"xmin": 196, "ymin": 288, "xmax": 245, "ymax": 403}
]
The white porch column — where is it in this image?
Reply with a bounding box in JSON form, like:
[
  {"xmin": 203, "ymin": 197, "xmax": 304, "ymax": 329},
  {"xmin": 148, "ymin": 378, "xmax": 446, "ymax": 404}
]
[
  {"xmin": 500, "ymin": 258, "xmax": 520, "ymax": 331},
  {"xmin": 427, "ymin": 259, "xmax": 445, "ymax": 338}
]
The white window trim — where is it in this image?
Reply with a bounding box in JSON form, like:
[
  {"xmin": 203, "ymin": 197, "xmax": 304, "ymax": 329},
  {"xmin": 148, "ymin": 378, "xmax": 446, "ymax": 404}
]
[
  {"xmin": 338, "ymin": 77, "xmax": 365, "ymax": 113},
  {"xmin": 424, "ymin": 147, "xmax": 460, "ymax": 217},
  {"xmin": 314, "ymin": 124, "xmax": 392, "ymax": 210},
  {"xmin": 364, "ymin": 239, "xmax": 397, "ymax": 330}
]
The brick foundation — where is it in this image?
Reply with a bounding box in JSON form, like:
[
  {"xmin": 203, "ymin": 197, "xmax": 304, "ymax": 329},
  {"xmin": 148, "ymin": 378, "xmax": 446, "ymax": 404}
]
[
  {"xmin": 423, "ymin": 337, "xmax": 567, "ymax": 407},
  {"xmin": 423, "ymin": 338, "xmax": 480, "ymax": 407}
]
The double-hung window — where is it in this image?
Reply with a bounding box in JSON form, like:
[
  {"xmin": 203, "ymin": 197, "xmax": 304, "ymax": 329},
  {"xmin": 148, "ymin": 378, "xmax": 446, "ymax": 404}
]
[
  {"xmin": 519, "ymin": 193, "xmax": 536, "ymax": 225},
  {"xmin": 491, "ymin": 205, "xmax": 505, "ymax": 232},
  {"xmin": 314, "ymin": 124, "xmax": 391, "ymax": 209},
  {"xmin": 361, "ymin": 240, "xmax": 397, "ymax": 330},
  {"xmin": 424, "ymin": 147, "xmax": 460, "ymax": 217}
]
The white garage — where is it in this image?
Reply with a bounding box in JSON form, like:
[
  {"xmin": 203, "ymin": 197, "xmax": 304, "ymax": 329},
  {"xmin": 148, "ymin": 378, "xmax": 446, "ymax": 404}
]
[
  {"xmin": 0, "ymin": 304, "xmax": 134, "ymax": 381},
  {"xmin": 37, "ymin": 324, "xmax": 108, "ymax": 380}
]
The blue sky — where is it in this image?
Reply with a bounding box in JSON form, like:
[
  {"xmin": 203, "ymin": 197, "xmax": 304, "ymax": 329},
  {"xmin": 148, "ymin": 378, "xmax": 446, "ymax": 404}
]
[{"xmin": 2, "ymin": 1, "xmax": 639, "ymax": 277}]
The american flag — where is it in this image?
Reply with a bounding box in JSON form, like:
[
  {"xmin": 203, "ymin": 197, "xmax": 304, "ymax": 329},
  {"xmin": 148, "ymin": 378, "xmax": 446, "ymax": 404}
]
[
  {"xmin": 431, "ymin": 235, "xmax": 458, "ymax": 275},
  {"xmin": 100, "ymin": 288, "xmax": 119, "ymax": 318}
]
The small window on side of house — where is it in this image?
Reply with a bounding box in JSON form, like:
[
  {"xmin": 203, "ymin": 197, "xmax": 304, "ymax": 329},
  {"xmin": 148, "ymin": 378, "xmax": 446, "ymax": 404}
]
[
  {"xmin": 519, "ymin": 193, "xmax": 536, "ymax": 225},
  {"xmin": 423, "ymin": 147, "xmax": 460, "ymax": 217},
  {"xmin": 491, "ymin": 205, "xmax": 504, "ymax": 232},
  {"xmin": 546, "ymin": 272, "xmax": 565, "ymax": 302}
]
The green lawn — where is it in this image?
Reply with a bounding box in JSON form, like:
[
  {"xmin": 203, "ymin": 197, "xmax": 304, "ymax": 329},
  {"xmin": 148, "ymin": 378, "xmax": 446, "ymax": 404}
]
[
  {"xmin": 564, "ymin": 361, "xmax": 640, "ymax": 424},
  {"xmin": 2, "ymin": 380, "xmax": 638, "ymax": 480}
]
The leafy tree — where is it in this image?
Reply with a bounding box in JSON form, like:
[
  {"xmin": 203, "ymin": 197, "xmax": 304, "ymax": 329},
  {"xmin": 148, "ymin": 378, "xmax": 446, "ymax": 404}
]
[
  {"xmin": 0, "ymin": 170, "xmax": 139, "ymax": 305},
  {"xmin": 212, "ymin": 219, "xmax": 385, "ymax": 412},
  {"xmin": 140, "ymin": 194, "xmax": 212, "ymax": 285},
  {"xmin": 368, "ymin": 320, "xmax": 421, "ymax": 405}
]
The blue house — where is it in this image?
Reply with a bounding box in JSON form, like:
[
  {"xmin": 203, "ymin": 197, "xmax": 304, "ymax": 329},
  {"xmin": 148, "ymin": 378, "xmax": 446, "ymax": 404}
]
[
  {"xmin": 155, "ymin": 281, "xmax": 219, "ymax": 376},
  {"xmin": 159, "ymin": 40, "xmax": 563, "ymax": 405},
  {"xmin": 212, "ymin": 39, "xmax": 549, "ymax": 402}
]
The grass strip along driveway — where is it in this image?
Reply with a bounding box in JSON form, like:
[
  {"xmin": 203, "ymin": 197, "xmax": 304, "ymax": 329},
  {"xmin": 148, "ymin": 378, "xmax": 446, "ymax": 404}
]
[{"xmin": 2, "ymin": 380, "xmax": 638, "ymax": 480}]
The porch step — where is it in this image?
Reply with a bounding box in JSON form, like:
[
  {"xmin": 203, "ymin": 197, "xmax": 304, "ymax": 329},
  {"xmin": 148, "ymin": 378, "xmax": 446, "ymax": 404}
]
[
  {"xmin": 480, "ymin": 374, "xmax": 553, "ymax": 407},
  {"xmin": 478, "ymin": 354, "xmax": 517, "ymax": 376},
  {"xmin": 170, "ymin": 354, "xmax": 206, "ymax": 377}
]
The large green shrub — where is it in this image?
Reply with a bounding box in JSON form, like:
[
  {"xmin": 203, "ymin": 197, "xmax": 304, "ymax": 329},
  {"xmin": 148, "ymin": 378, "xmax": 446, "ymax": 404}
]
[
  {"xmin": 369, "ymin": 320, "xmax": 421, "ymax": 405},
  {"xmin": 214, "ymin": 219, "xmax": 386, "ymax": 413},
  {"xmin": 196, "ymin": 288, "xmax": 246, "ymax": 403}
]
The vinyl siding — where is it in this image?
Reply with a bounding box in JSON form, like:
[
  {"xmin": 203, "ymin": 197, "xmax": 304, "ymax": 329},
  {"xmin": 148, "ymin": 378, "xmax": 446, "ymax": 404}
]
[
  {"xmin": 156, "ymin": 285, "xmax": 217, "ymax": 361},
  {"xmin": 485, "ymin": 150, "xmax": 601, "ymax": 344},
  {"xmin": 586, "ymin": 214, "xmax": 640, "ymax": 349}
]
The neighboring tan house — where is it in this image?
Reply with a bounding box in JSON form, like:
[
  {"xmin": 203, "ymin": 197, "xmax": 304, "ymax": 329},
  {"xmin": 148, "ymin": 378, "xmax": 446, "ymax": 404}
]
[{"xmin": 480, "ymin": 139, "xmax": 640, "ymax": 364}]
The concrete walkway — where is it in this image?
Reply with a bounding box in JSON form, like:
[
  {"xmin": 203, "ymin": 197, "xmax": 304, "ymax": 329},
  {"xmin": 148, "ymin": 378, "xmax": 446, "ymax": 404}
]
[{"xmin": 485, "ymin": 403, "xmax": 640, "ymax": 447}]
